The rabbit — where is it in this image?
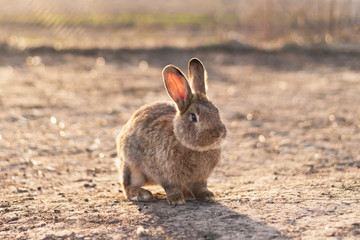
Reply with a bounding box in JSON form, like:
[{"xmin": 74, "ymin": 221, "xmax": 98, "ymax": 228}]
[{"xmin": 115, "ymin": 58, "xmax": 226, "ymax": 205}]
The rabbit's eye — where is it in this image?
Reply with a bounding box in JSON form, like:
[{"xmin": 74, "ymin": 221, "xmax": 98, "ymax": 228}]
[{"xmin": 190, "ymin": 113, "xmax": 197, "ymax": 122}]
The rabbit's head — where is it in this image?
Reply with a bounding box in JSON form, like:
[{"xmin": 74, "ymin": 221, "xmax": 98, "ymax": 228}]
[{"xmin": 163, "ymin": 58, "xmax": 226, "ymax": 152}]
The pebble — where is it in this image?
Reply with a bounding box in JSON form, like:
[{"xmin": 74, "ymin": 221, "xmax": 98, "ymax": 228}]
[
  {"xmin": 50, "ymin": 116, "xmax": 57, "ymax": 124},
  {"xmin": 17, "ymin": 187, "xmax": 29, "ymax": 193},
  {"xmin": 84, "ymin": 183, "xmax": 96, "ymax": 188},
  {"xmin": 9, "ymin": 216, "xmax": 19, "ymax": 222},
  {"xmin": 136, "ymin": 226, "xmax": 145, "ymax": 235},
  {"xmin": 58, "ymin": 192, "xmax": 65, "ymax": 197},
  {"xmin": 37, "ymin": 170, "xmax": 44, "ymax": 177},
  {"xmin": 45, "ymin": 166, "xmax": 56, "ymax": 172},
  {"xmin": 258, "ymin": 135, "xmax": 266, "ymax": 143},
  {"xmin": 109, "ymin": 219, "xmax": 120, "ymax": 224},
  {"xmin": 9, "ymin": 186, "xmax": 17, "ymax": 192}
]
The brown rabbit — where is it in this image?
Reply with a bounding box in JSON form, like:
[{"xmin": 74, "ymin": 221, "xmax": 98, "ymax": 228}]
[{"xmin": 116, "ymin": 58, "xmax": 226, "ymax": 205}]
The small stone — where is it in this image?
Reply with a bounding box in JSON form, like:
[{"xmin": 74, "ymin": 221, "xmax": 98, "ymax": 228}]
[
  {"xmin": 58, "ymin": 122, "xmax": 65, "ymax": 129},
  {"xmin": 45, "ymin": 166, "xmax": 56, "ymax": 172},
  {"xmin": 58, "ymin": 192, "xmax": 65, "ymax": 197},
  {"xmin": 37, "ymin": 170, "xmax": 44, "ymax": 177},
  {"xmin": 17, "ymin": 187, "xmax": 29, "ymax": 193},
  {"xmin": 24, "ymin": 197, "xmax": 34, "ymax": 201},
  {"xmin": 136, "ymin": 226, "xmax": 145, "ymax": 235},
  {"xmin": 50, "ymin": 116, "xmax": 57, "ymax": 124},
  {"xmin": 109, "ymin": 219, "xmax": 120, "ymax": 224},
  {"xmin": 84, "ymin": 183, "xmax": 96, "ymax": 188},
  {"xmin": 9, "ymin": 216, "xmax": 19, "ymax": 222},
  {"xmin": 86, "ymin": 139, "xmax": 101, "ymax": 152},
  {"xmin": 9, "ymin": 186, "xmax": 17, "ymax": 192}
]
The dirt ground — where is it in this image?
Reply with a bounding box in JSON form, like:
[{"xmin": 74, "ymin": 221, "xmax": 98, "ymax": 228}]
[{"xmin": 0, "ymin": 41, "xmax": 360, "ymax": 240}]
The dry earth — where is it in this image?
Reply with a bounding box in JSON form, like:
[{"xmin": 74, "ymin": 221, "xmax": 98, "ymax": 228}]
[{"xmin": 0, "ymin": 43, "xmax": 360, "ymax": 239}]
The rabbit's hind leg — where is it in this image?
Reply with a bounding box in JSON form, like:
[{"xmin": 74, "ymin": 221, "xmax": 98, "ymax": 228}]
[{"xmin": 122, "ymin": 163, "xmax": 154, "ymax": 202}]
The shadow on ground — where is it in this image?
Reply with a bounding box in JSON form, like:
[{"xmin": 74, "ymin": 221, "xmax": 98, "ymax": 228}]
[
  {"xmin": 132, "ymin": 200, "xmax": 289, "ymax": 240},
  {"xmin": 2, "ymin": 41, "xmax": 360, "ymax": 72}
]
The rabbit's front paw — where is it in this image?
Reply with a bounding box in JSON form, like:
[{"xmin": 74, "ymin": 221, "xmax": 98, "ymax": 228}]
[
  {"xmin": 193, "ymin": 189, "xmax": 216, "ymax": 203},
  {"xmin": 163, "ymin": 185, "xmax": 186, "ymax": 205},
  {"xmin": 167, "ymin": 192, "xmax": 186, "ymax": 205},
  {"xmin": 127, "ymin": 188, "xmax": 154, "ymax": 202}
]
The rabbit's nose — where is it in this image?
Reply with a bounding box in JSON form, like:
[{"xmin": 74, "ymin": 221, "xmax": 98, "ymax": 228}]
[
  {"xmin": 210, "ymin": 127, "xmax": 224, "ymax": 139},
  {"xmin": 211, "ymin": 130, "xmax": 220, "ymax": 139}
]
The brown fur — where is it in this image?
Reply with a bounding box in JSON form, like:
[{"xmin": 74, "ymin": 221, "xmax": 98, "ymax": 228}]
[{"xmin": 116, "ymin": 58, "xmax": 226, "ymax": 205}]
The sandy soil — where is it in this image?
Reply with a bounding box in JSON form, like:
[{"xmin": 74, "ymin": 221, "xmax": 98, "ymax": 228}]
[{"xmin": 0, "ymin": 43, "xmax": 360, "ymax": 239}]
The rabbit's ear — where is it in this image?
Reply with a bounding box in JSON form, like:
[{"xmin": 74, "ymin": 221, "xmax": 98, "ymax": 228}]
[
  {"xmin": 163, "ymin": 65, "xmax": 192, "ymax": 113},
  {"xmin": 188, "ymin": 58, "xmax": 207, "ymax": 95}
]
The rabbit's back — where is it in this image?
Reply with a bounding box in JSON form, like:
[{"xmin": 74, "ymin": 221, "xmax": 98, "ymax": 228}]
[{"xmin": 117, "ymin": 102, "xmax": 175, "ymax": 161}]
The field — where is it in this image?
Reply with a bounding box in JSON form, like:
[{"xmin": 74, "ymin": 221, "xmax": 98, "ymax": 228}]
[
  {"xmin": 1, "ymin": 39, "xmax": 359, "ymax": 239},
  {"xmin": 1, "ymin": 1, "xmax": 360, "ymax": 239}
]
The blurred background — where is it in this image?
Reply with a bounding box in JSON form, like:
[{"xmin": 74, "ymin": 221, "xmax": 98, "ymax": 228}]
[{"xmin": 1, "ymin": 0, "xmax": 360, "ymax": 50}]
